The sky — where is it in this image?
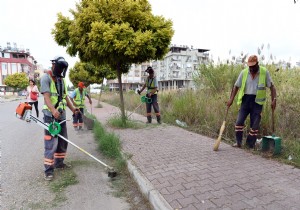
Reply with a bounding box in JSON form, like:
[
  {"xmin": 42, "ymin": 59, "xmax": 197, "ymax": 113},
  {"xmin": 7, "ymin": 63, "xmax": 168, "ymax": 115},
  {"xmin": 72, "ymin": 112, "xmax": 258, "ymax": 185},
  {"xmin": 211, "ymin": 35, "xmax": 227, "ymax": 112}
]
[{"xmin": 1, "ymin": 0, "xmax": 299, "ymax": 84}]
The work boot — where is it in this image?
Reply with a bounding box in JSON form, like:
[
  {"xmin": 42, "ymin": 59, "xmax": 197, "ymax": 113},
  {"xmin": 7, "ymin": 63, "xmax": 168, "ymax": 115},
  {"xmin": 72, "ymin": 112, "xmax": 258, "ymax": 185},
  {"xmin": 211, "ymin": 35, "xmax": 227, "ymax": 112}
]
[
  {"xmin": 157, "ymin": 115, "xmax": 161, "ymax": 124},
  {"xmin": 232, "ymin": 143, "xmax": 241, "ymax": 148},
  {"xmin": 146, "ymin": 116, "xmax": 152, "ymax": 124},
  {"xmin": 44, "ymin": 173, "xmax": 54, "ymax": 181},
  {"xmin": 55, "ymin": 163, "xmax": 72, "ymax": 170}
]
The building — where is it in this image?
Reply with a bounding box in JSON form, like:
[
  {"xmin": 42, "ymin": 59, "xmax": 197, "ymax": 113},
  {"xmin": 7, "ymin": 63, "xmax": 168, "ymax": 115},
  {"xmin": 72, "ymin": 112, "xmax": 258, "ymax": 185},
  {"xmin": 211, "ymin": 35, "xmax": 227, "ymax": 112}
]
[
  {"xmin": 107, "ymin": 61, "xmax": 151, "ymax": 92},
  {"xmin": 107, "ymin": 45, "xmax": 210, "ymax": 91},
  {"xmin": 0, "ymin": 42, "xmax": 38, "ymax": 92},
  {"xmin": 153, "ymin": 45, "xmax": 209, "ymax": 90}
]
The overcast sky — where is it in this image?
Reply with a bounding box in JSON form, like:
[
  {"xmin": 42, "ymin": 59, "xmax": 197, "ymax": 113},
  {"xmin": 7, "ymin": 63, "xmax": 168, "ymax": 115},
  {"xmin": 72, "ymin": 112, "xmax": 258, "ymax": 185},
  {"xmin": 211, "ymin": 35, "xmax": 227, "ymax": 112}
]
[{"xmin": 1, "ymin": 0, "xmax": 299, "ymax": 79}]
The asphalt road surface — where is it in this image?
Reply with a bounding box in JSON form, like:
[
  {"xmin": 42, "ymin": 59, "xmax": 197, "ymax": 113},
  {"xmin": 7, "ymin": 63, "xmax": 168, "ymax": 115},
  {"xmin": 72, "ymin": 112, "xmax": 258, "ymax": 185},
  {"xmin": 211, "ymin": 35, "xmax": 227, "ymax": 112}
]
[{"xmin": 1, "ymin": 98, "xmax": 129, "ymax": 210}]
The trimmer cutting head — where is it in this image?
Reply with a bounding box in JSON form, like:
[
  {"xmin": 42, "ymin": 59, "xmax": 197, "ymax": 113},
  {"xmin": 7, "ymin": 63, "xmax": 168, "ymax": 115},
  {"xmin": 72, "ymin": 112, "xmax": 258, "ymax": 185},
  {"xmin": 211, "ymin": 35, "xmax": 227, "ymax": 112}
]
[{"xmin": 108, "ymin": 168, "xmax": 117, "ymax": 178}]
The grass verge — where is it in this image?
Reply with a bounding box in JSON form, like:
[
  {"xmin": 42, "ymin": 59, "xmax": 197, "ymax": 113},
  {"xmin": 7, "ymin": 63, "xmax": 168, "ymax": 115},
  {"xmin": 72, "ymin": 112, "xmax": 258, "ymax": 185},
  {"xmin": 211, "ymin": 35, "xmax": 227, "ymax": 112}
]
[{"xmin": 92, "ymin": 117, "xmax": 151, "ymax": 209}]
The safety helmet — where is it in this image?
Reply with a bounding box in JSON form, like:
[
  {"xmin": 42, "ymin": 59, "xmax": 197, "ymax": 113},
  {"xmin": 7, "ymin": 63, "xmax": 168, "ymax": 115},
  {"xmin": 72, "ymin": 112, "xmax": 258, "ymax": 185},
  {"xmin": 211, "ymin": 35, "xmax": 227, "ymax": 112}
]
[{"xmin": 50, "ymin": 56, "xmax": 68, "ymax": 78}]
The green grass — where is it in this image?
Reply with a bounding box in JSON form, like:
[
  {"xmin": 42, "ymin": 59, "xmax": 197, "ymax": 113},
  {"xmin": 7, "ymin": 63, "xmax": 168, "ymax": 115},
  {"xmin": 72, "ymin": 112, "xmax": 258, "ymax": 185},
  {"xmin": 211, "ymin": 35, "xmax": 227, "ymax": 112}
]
[
  {"xmin": 49, "ymin": 167, "xmax": 78, "ymax": 193},
  {"xmin": 107, "ymin": 114, "xmax": 145, "ymax": 129},
  {"xmin": 92, "ymin": 117, "xmax": 151, "ymax": 209},
  {"xmin": 93, "ymin": 120, "xmax": 122, "ymax": 159}
]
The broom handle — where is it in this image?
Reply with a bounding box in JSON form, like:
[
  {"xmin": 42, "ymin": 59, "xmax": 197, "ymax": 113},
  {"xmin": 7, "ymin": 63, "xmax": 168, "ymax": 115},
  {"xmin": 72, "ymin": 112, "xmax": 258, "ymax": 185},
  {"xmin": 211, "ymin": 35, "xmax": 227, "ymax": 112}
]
[
  {"xmin": 272, "ymin": 108, "xmax": 275, "ymax": 134},
  {"xmin": 224, "ymin": 106, "xmax": 229, "ymax": 121},
  {"xmin": 224, "ymin": 86, "xmax": 233, "ymax": 121}
]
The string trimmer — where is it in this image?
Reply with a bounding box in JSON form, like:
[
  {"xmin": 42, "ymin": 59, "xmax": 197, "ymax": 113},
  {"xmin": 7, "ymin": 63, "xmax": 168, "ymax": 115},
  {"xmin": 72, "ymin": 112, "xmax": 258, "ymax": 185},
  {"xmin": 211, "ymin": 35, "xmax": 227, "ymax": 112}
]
[
  {"xmin": 15, "ymin": 102, "xmax": 117, "ymax": 178},
  {"xmin": 127, "ymin": 95, "xmax": 152, "ymax": 118}
]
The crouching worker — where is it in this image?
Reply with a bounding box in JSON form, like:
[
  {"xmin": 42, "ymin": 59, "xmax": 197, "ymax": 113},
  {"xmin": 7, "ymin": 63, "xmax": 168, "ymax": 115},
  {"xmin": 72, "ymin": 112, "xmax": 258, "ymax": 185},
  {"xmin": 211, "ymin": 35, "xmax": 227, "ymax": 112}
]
[
  {"xmin": 40, "ymin": 56, "xmax": 79, "ymax": 181},
  {"xmin": 137, "ymin": 66, "xmax": 161, "ymax": 124},
  {"xmin": 70, "ymin": 81, "xmax": 92, "ymax": 130}
]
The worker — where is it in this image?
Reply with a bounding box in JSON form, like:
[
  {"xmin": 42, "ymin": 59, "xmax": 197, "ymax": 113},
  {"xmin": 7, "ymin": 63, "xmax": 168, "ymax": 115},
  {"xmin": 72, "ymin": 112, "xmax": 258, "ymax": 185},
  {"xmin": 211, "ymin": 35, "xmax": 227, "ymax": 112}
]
[
  {"xmin": 40, "ymin": 56, "xmax": 78, "ymax": 181},
  {"xmin": 70, "ymin": 82, "xmax": 92, "ymax": 130},
  {"xmin": 227, "ymin": 55, "xmax": 277, "ymax": 149},
  {"xmin": 137, "ymin": 66, "xmax": 161, "ymax": 124}
]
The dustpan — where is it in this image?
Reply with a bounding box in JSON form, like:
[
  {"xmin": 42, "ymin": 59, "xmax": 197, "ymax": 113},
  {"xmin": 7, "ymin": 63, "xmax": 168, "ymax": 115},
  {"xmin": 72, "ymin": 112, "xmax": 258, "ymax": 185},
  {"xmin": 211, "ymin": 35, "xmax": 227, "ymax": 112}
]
[
  {"xmin": 262, "ymin": 109, "xmax": 281, "ymax": 155},
  {"xmin": 82, "ymin": 107, "xmax": 94, "ymax": 130}
]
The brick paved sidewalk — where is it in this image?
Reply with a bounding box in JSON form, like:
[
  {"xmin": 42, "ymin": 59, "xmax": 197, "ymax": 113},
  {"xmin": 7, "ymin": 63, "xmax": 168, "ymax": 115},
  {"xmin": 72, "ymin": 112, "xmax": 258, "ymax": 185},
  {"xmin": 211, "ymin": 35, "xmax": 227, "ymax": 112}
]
[{"xmin": 89, "ymin": 100, "xmax": 300, "ymax": 210}]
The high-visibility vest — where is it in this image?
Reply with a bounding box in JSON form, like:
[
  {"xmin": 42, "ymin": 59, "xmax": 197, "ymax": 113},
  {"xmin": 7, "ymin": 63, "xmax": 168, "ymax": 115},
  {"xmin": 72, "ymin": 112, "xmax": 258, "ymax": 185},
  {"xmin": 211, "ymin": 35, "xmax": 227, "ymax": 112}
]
[
  {"xmin": 43, "ymin": 74, "xmax": 68, "ymax": 110},
  {"xmin": 74, "ymin": 88, "xmax": 87, "ymax": 108},
  {"xmin": 237, "ymin": 66, "xmax": 267, "ymax": 105},
  {"xmin": 146, "ymin": 77, "xmax": 157, "ymax": 94}
]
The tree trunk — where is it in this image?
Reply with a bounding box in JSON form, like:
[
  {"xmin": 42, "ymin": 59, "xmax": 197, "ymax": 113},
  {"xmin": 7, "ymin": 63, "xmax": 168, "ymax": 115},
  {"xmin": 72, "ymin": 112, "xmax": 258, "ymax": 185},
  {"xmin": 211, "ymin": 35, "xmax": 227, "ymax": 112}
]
[
  {"xmin": 117, "ymin": 65, "xmax": 126, "ymax": 123},
  {"xmin": 97, "ymin": 77, "xmax": 105, "ymax": 106}
]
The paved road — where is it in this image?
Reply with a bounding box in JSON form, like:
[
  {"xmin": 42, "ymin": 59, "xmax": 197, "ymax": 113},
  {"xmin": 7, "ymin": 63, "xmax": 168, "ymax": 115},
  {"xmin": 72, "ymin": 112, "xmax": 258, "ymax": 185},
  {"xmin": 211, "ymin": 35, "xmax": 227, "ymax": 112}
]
[
  {"xmin": 92, "ymin": 100, "xmax": 300, "ymax": 210},
  {"xmin": 0, "ymin": 98, "xmax": 129, "ymax": 210}
]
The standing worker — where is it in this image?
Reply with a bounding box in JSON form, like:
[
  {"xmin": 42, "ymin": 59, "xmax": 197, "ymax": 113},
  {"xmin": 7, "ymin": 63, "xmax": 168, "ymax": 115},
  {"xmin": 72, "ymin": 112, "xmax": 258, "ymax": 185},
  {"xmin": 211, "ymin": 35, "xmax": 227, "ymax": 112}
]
[
  {"xmin": 40, "ymin": 56, "xmax": 78, "ymax": 181},
  {"xmin": 137, "ymin": 66, "xmax": 161, "ymax": 124},
  {"xmin": 227, "ymin": 55, "xmax": 277, "ymax": 149},
  {"xmin": 70, "ymin": 82, "xmax": 92, "ymax": 130}
]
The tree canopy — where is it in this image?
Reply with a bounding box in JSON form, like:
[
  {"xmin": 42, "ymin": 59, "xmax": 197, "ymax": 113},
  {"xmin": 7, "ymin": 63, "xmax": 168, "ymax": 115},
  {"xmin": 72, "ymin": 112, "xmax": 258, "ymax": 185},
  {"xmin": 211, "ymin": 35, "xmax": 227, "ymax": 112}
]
[
  {"xmin": 52, "ymin": 0, "xmax": 174, "ymax": 121},
  {"xmin": 4, "ymin": 73, "xmax": 29, "ymax": 91},
  {"xmin": 53, "ymin": 0, "xmax": 173, "ymax": 68},
  {"xmin": 69, "ymin": 62, "xmax": 116, "ymax": 87}
]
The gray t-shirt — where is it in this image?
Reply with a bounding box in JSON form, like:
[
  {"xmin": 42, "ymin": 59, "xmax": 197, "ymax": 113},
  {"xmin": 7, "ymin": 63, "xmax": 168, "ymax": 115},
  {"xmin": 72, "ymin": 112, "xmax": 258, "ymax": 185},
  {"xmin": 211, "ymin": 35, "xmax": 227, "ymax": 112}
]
[
  {"xmin": 40, "ymin": 74, "xmax": 66, "ymax": 120},
  {"xmin": 234, "ymin": 67, "xmax": 273, "ymax": 95}
]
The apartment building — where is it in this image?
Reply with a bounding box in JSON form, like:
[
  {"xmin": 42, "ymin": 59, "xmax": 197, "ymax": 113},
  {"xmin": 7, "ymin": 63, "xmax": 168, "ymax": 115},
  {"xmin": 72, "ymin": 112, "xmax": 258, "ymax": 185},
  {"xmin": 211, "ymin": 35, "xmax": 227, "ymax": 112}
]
[
  {"xmin": 153, "ymin": 45, "xmax": 209, "ymax": 90},
  {"xmin": 0, "ymin": 42, "xmax": 38, "ymax": 91},
  {"xmin": 107, "ymin": 45, "xmax": 209, "ymax": 91},
  {"xmin": 108, "ymin": 61, "xmax": 151, "ymax": 91}
]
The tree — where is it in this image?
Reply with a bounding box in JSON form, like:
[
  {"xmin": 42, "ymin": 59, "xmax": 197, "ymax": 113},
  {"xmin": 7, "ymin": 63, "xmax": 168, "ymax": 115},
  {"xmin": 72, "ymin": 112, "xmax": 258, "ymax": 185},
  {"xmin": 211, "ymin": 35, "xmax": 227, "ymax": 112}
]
[
  {"xmin": 69, "ymin": 62, "xmax": 103, "ymax": 88},
  {"xmin": 52, "ymin": 0, "xmax": 174, "ymax": 122},
  {"xmin": 69, "ymin": 61, "xmax": 116, "ymax": 106},
  {"xmin": 4, "ymin": 73, "xmax": 28, "ymax": 94}
]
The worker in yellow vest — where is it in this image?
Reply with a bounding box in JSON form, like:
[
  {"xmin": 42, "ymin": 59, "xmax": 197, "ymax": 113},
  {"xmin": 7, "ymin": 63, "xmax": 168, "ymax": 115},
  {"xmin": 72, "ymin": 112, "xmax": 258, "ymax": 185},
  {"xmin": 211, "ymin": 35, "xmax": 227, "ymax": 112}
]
[
  {"xmin": 227, "ymin": 55, "xmax": 277, "ymax": 149},
  {"xmin": 70, "ymin": 82, "xmax": 92, "ymax": 130},
  {"xmin": 138, "ymin": 66, "xmax": 161, "ymax": 124},
  {"xmin": 40, "ymin": 56, "xmax": 78, "ymax": 181}
]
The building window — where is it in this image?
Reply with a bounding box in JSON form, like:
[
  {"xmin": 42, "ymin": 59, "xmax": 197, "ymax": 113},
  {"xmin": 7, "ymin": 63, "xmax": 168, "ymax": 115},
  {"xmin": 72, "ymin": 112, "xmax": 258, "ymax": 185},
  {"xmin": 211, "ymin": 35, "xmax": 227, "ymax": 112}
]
[
  {"xmin": 13, "ymin": 54, "xmax": 18, "ymax": 58},
  {"xmin": 19, "ymin": 54, "xmax": 26, "ymax": 59},
  {"xmin": 1, "ymin": 63, "xmax": 8, "ymax": 75},
  {"xmin": 4, "ymin": 53, "xmax": 10, "ymax": 58},
  {"xmin": 11, "ymin": 63, "xmax": 17, "ymax": 74}
]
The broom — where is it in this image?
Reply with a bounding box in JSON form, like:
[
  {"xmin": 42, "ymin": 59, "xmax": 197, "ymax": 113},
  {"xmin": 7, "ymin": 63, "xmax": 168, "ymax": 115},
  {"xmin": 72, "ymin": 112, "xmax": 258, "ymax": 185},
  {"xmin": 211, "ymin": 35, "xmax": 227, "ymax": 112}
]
[{"xmin": 213, "ymin": 107, "xmax": 229, "ymax": 151}]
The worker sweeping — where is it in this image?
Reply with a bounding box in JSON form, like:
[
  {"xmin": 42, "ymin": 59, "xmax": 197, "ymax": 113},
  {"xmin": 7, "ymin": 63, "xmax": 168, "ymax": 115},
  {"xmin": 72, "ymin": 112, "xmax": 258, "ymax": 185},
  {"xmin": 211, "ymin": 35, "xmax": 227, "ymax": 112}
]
[
  {"xmin": 40, "ymin": 56, "xmax": 79, "ymax": 181},
  {"xmin": 227, "ymin": 55, "xmax": 277, "ymax": 149},
  {"xmin": 137, "ymin": 66, "xmax": 161, "ymax": 124},
  {"xmin": 70, "ymin": 82, "xmax": 92, "ymax": 131}
]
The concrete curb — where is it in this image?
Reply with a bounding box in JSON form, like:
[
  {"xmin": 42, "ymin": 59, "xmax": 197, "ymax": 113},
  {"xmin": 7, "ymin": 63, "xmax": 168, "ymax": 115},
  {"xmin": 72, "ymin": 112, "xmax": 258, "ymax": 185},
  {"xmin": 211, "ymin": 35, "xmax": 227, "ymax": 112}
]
[{"xmin": 126, "ymin": 158, "xmax": 173, "ymax": 210}]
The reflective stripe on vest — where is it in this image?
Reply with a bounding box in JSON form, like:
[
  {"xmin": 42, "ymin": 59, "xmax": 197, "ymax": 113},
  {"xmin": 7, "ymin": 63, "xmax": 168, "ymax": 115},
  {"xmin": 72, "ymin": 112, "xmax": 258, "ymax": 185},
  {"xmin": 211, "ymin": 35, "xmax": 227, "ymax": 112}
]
[
  {"xmin": 74, "ymin": 88, "xmax": 86, "ymax": 108},
  {"xmin": 43, "ymin": 75, "xmax": 67, "ymax": 110},
  {"xmin": 237, "ymin": 66, "xmax": 267, "ymax": 105}
]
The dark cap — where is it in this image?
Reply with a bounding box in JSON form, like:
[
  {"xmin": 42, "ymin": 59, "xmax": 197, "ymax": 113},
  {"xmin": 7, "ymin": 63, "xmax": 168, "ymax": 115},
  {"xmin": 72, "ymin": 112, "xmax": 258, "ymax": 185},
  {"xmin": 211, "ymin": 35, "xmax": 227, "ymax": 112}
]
[{"xmin": 145, "ymin": 66, "xmax": 154, "ymax": 74}]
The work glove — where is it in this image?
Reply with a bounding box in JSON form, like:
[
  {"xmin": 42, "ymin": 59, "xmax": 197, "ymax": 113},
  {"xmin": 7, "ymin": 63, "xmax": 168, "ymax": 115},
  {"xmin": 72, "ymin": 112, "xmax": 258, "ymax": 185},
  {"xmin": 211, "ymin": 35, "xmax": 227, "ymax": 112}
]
[{"xmin": 137, "ymin": 90, "xmax": 141, "ymax": 95}]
